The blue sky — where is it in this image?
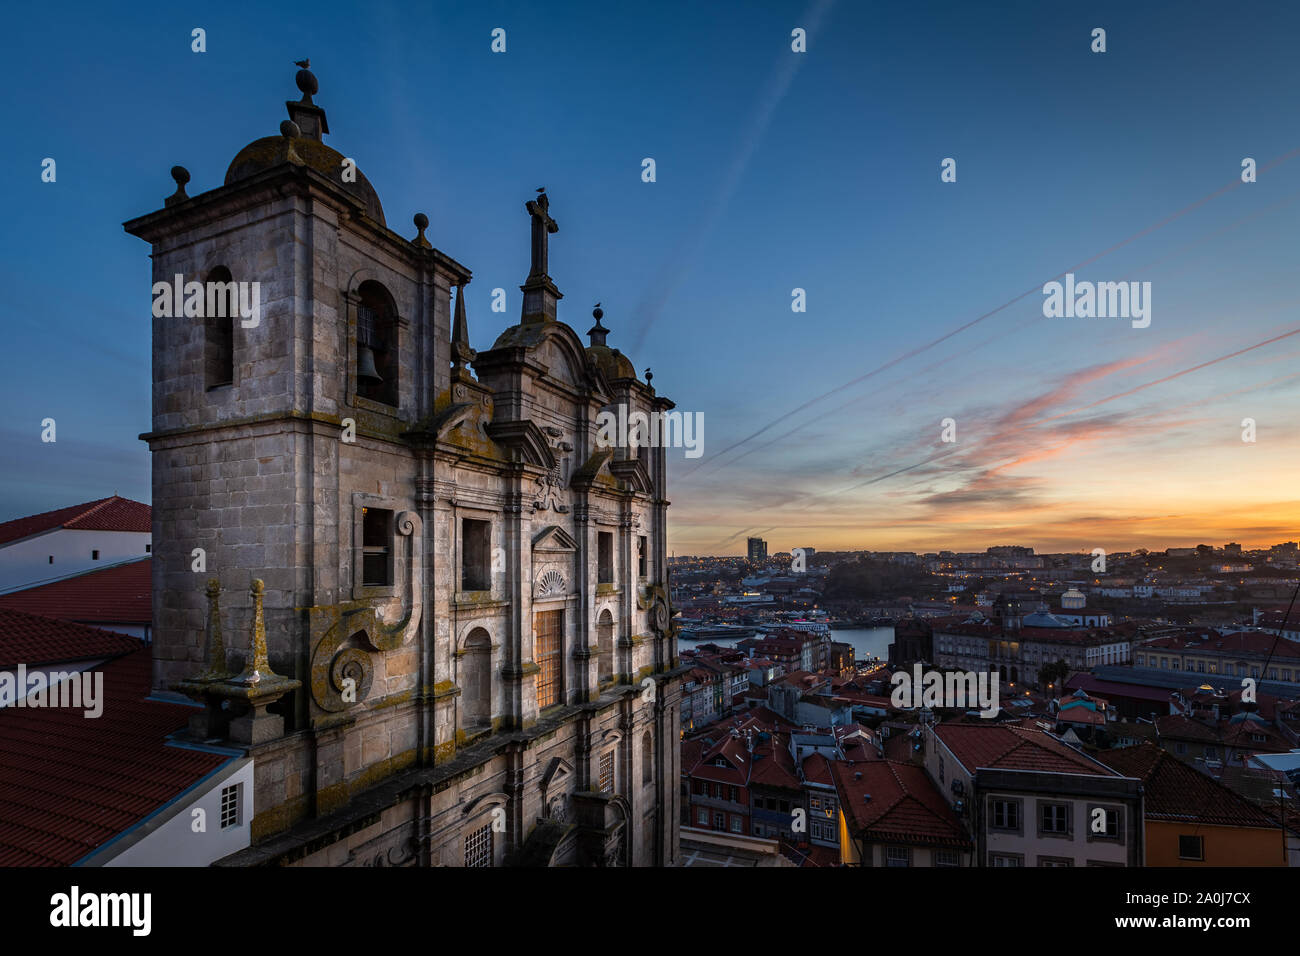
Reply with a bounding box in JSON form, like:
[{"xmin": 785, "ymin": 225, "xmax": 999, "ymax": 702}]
[{"xmin": 2, "ymin": 0, "xmax": 1299, "ymax": 555}]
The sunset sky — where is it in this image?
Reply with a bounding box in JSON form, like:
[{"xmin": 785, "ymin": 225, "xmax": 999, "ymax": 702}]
[{"xmin": 2, "ymin": 0, "xmax": 1298, "ymax": 556}]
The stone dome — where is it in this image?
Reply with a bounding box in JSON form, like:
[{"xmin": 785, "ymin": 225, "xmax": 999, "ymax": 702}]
[
  {"xmin": 225, "ymin": 135, "xmax": 386, "ymax": 226},
  {"xmin": 585, "ymin": 343, "xmax": 637, "ymax": 381}
]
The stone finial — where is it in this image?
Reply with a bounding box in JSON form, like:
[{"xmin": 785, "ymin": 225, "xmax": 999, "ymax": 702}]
[
  {"xmin": 286, "ymin": 60, "xmax": 329, "ymax": 140},
  {"xmin": 196, "ymin": 578, "xmax": 230, "ymax": 681},
  {"xmin": 232, "ymin": 579, "xmax": 283, "ymax": 685},
  {"xmin": 451, "ymin": 283, "xmax": 477, "ymax": 378},
  {"xmin": 165, "ymin": 165, "xmax": 190, "ymax": 206},
  {"xmin": 412, "ymin": 212, "xmax": 432, "ymax": 249},
  {"xmin": 280, "ymin": 119, "xmax": 301, "ymax": 138},
  {"xmin": 588, "ymin": 303, "xmax": 608, "ymax": 347},
  {"xmin": 294, "ymin": 61, "xmax": 318, "ymax": 103},
  {"xmin": 644, "ymin": 367, "xmax": 653, "ymax": 385}
]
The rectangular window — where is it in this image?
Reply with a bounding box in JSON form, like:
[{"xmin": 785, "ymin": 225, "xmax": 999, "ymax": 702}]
[
  {"xmin": 713, "ymin": 812, "xmax": 725, "ymax": 829},
  {"xmin": 599, "ymin": 750, "xmax": 615, "ymax": 793},
  {"xmin": 1175, "ymin": 742, "xmax": 1187, "ymax": 755},
  {"xmin": 461, "ymin": 518, "xmax": 492, "ymax": 591},
  {"xmin": 638, "ymin": 536, "xmax": 648, "ymax": 578},
  {"xmin": 47, "ymin": 555, "xmax": 53, "ymax": 564},
  {"xmin": 729, "ymin": 816, "xmax": 742, "ymax": 834},
  {"xmin": 989, "ymin": 853, "xmax": 1023, "ymax": 867},
  {"xmin": 697, "ymin": 808, "xmax": 708, "ymax": 826},
  {"xmin": 885, "ymin": 846, "xmax": 911, "ymax": 867},
  {"xmin": 219, "ymin": 783, "xmax": 241, "ymax": 829},
  {"xmin": 934, "ymin": 849, "xmax": 960, "ymax": 868},
  {"xmin": 1037, "ymin": 856, "xmax": 1073, "ymax": 867},
  {"xmin": 1088, "ymin": 805, "xmax": 1121, "ymax": 840},
  {"xmin": 535, "ymin": 610, "xmax": 564, "ymax": 710},
  {"xmin": 361, "ymin": 507, "xmax": 392, "ymax": 586},
  {"xmin": 990, "ymin": 799, "xmax": 1020, "ymax": 831},
  {"xmin": 1039, "ymin": 802, "xmax": 1070, "ymax": 836},
  {"xmin": 729, "ymin": 786, "xmax": 739, "ymax": 802},
  {"xmin": 92, "ymin": 550, "xmax": 100, "ymax": 561},
  {"xmin": 465, "ymin": 823, "xmax": 493, "ymax": 867},
  {"xmin": 1178, "ymin": 835, "xmax": 1204, "ymax": 861},
  {"xmin": 145, "ymin": 543, "xmax": 152, "ymax": 553},
  {"xmin": 598, "ymin": 531, "xmax": 614, "ymax": 584}
]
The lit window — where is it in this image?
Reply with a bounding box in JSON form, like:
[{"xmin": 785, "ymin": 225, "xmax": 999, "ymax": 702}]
[{"xmin": 535, "ymin": 610, "xmax": 564, "ymax": 710}]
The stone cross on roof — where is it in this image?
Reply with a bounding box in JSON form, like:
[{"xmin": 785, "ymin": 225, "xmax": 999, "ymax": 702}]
[{"xmin": 526, "ymin": 190, "xmax": 558, "ymax": 279}]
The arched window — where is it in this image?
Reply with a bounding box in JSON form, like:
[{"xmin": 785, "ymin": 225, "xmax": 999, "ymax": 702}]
[
  {"xmin": 356, "ymin": 280, "xmax": 398, "ymax": 407},
  {"xmin": 205, "ymin": 266, "xmax": 235, "ymax": 389},
  {"xmin": 597, "ymin": 609, "xmax": 614, "ymax": 685},
  {"xmin": 642, "ymin": 730, "xmax": 653, "ymax": 786},
  {"xmin": 463, "ymin": 628, "xmax": 492, "ymax": 728}
]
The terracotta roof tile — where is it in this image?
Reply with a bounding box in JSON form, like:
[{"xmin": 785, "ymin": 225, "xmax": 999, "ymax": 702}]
[
  {"xmin": 0, "ymin": 559, "xmax": 151, "ymax": 627},
  {"xmin": 1097, "ymin": 743, "xmax": 1279, "ymax": 828},
  {"xmin": 0, "ymin": 608, "xmax": 143, "ymax": 669},
  {"xmin": 832, "ymin": 760, "xmax": 971, "ymax": 848},
  {"xmin": 0, "ymin": 496, "xmax": 150, "ymax": 546},
  {"xmin": 934, "ymin": 723, "xmax": 1118, "ymax": 776},
  {"xmin": 0, "ymin": 649, "xmax": 228, "ymax": 865}
]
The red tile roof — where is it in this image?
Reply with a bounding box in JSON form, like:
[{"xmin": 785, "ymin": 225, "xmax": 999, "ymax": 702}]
[
  {"xmin": 0, "ymin": 559, "xmax": 151, "ymax": 627},
  {"xmin": 832, "ymin": 760, "xmax": 971, "ymax": 848},
  {"xmin": 934, "ymin": 723, "xmax": 1118, "ymax": 776},
  {"xmin": 0, "ymin": 648, "xmax": 228, "ymax": 865},
  {"xmin": 0, "ymin": 496, "xmax": 151, "ymax": 546},
  {"xmin": 1097, "ymin": 744, "xmax": 1279, "ymax": 829},
  {"xmin": 0, "ymin": 608, "xmax": 143, "ymax": 669}
]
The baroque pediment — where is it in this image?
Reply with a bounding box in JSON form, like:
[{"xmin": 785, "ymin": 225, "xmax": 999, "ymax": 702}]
[{"xmin": 533, "ymin": 525, "xmax": 578, "ymax": 553}]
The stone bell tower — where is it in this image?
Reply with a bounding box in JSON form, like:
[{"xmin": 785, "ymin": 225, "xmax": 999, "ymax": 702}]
[
  {"xmin": 126, "ymin": 60, "xmax": 467, "ymax": 816},
  {"xmin": 126, "ymin": 63, "xmax": 683, "ymax": 867}
]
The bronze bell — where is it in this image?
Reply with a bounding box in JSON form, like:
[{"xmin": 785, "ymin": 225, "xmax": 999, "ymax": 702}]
[{"xmin": 357, "ymin": 345, "xmax": 383, "ymax": 385}]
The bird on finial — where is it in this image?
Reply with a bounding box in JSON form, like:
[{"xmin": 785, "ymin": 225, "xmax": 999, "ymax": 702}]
[
  {"xmin": 645, "ymin": 367, "xmax": 653, "ymax": 384},
  {"xmin": 295, "ymin": 58, "xmax": 310, "ymax": 68},
  {"xmin": 536, "ymin": 186, "xmax": 546, "ymax": 193}
]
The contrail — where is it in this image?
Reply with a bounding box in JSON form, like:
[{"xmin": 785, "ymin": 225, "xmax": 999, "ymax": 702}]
[
  {"xmin": 629, "ymin": 0, "xmax": 837, "ymax": 355},
  {"xmin": 683, "ymin": 145, "xmax": 1300, "ymax": 476}
]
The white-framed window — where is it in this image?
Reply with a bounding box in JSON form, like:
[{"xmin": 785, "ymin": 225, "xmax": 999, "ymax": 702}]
[
  {"xmin": 697, "ymin": 807, "xmax": 708, "ymax": 826},
  {"xmin": 990, "ymin": 853, "xmax": 1023, "ymax": 867},
  {"xmin": 219, "ymin": 783, "xmax": 241, "ymax": 829},
  {"xmin": 1039, "ymin": 802, "xmax": 1070, "ymax": 836},
  {"xmin": 729, "ymin": 816, "xmax": 743, "ymax": 834},
  {"xmin": 885, "ymin": 846, "xmax": 911, "ymax": 867},
  {"xmin": 934, "ymin": 848, "xmax": 960, "ymax": 867},
  {"xmin": 990, "ymin": 798, "xmax": 1020, "ymax": 831},
  {"xmin": 465, "ymin": 823, "xmax": 493, "ymax": 867}
]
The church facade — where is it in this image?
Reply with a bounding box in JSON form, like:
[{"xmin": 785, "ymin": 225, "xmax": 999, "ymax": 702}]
[{"xmin": 124, "ymin": 65, "xmax": 684, "ymax": 866}]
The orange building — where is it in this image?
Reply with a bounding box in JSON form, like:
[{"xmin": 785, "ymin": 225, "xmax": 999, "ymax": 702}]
[{"xmin": 1100, "ymin": 744, "xmax": 1288, "ymax": 866}]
